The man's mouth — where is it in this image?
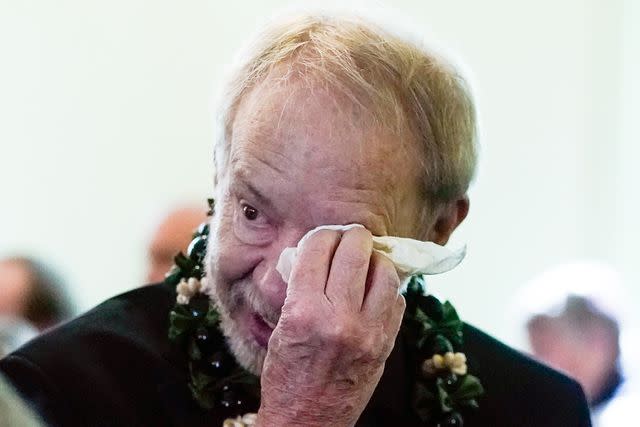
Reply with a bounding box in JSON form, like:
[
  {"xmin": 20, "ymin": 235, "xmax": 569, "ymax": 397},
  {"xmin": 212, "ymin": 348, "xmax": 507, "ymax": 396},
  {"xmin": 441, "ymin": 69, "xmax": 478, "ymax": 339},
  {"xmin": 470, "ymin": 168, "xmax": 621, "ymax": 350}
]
[
  {"xmin": 259, "ymin": 313, "xmax": 278, "ymax": 330},
  {"xmin": 248, "ymin": 311, "xmax": 276, "ymax": 348}
]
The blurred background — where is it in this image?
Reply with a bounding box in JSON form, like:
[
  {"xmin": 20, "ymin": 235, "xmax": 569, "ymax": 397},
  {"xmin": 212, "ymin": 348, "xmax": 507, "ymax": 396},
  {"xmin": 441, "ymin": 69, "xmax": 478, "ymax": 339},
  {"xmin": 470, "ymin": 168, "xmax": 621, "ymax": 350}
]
[{"xmin": 0, "ymin": 0, "xmax": 638, "ymax": 358}]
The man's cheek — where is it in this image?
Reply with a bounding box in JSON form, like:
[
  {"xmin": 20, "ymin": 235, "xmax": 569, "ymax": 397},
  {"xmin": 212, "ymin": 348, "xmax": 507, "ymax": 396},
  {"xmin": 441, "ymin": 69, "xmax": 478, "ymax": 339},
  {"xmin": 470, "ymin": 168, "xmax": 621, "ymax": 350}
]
[{"xmin": 213, "ymin": 232, "xmax": 259, "ymax": 281}]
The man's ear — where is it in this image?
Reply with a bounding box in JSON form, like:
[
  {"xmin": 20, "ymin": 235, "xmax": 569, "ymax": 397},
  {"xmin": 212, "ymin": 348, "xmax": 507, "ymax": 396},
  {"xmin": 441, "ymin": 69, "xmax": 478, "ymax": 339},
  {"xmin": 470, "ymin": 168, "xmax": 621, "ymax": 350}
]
[{"xmin": 426, "ymin": 196, "xmax": 469, "ymax": 245}]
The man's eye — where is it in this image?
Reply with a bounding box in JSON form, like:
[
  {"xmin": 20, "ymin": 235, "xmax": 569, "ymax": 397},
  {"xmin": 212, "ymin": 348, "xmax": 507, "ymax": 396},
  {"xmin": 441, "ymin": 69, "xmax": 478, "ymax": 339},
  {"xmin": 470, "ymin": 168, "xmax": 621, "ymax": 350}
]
[
  {"xmin": 242, "ymin": 204, "xmax": 259, "ymax": 221},
  {"xmin": 234, "ymin": 200, "xmax": 273, "ymax": 245},
  {"xmin": 237, "ymin": 200, "xmax": 269, "ymax": 229}
]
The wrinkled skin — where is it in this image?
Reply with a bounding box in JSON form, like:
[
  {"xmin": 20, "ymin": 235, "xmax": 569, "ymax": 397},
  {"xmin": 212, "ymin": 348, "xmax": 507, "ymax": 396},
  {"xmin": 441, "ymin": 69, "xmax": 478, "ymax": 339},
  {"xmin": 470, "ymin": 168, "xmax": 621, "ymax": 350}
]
[{"xmin": 205, "ymin": 74, "xmax": 466, "ymax": 426}]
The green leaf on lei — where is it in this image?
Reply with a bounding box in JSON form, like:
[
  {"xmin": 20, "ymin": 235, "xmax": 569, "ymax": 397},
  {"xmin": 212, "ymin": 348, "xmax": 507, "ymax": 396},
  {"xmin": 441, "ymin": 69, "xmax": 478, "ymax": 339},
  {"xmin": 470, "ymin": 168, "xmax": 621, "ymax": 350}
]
[
  {"xmin": 450, "ymin": 373, "xmax": 484, "ymax": 404},
  {"xmin": 204, "ymin": 307, "xmax": 220, "ymax": 327},
  {"xmin": 169, "ymin": 305, "xmax": 198, "ymax": 340},
  {"xmin": 188, "ymin": 337, "xmax": 202, "ymax": 361}
]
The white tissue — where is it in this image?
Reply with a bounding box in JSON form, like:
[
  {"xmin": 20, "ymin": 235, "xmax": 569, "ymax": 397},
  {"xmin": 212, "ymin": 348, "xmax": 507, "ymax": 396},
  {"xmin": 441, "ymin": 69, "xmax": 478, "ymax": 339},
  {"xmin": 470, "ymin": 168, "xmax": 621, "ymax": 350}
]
[{"xmin": 275, "ymin": 224, "xmax": 466, "ymax": 284}]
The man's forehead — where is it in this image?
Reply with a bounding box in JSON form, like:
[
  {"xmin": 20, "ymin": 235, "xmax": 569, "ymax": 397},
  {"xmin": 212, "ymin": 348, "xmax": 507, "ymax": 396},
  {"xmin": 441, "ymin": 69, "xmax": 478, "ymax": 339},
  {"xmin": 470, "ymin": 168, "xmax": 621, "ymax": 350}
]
[
  {"xmin": 234, "ymin": 80, "xmax": 362, "ymax": 139},
  {"xmin": 229, "ymin": 77, "xmax": 414, "ymax": 175}
]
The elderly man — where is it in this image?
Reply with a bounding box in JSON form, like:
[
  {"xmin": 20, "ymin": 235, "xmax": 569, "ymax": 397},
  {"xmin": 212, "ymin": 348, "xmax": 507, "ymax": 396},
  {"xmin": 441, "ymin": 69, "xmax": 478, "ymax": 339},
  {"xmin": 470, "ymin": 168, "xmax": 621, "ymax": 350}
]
[{"xmin": 1, "ymin": 13, "xmax": 590, "ymax": 427}]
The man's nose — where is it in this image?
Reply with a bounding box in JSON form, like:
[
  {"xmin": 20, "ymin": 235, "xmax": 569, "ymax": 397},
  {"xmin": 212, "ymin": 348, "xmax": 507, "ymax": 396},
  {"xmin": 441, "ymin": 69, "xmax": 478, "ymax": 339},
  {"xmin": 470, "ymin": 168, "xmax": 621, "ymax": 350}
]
[{"xmin": 252, "ymin": 227, "xmax": 307, "ymax": 308}]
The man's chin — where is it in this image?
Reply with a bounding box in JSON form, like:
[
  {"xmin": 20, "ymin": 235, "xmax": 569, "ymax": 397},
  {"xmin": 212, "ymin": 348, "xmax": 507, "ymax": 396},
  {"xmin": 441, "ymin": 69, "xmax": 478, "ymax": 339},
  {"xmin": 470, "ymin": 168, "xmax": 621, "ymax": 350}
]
[
  {"xmin": 220, "ymin": 315, "xmax": 267, "ymax": 376},
  {"xmin": 207, "ymin": 275, "xmax": 271, "ymax": 375}
]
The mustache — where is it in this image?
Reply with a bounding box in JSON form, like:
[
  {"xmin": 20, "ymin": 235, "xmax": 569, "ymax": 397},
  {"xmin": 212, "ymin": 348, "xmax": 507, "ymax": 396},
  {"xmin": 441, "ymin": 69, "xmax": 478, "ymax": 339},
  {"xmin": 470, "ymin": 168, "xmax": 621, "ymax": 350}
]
[{"xmin": 217, "ymin": 275, "xmax": 282, "ymax": 327}]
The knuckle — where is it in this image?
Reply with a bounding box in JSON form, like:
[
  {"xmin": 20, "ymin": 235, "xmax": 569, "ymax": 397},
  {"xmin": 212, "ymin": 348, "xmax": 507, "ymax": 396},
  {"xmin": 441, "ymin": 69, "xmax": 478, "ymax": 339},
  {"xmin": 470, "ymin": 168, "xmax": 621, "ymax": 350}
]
[
  {"xmin": 326, "ymin": 318, "xmax": 359, "ymax": 347},
  {"xmin": 338, "ymin": 250, "xmax": 370, "ymax": 271},
  {"xmin": 299, "ymin": 244, "xmax": 328, "ymax": 261},
  {"xmin": 362, "ymin": 328, "xmax": 393, "ymax": 364},
  {"xmin": 303, "ymin": 230, "xmax": 339, "ymax": 252},
  {"xmin": 373, "ymin": 253, "xmax": 400, "ymax": 288},
  {"xmin": 345, "ymin": 226, "xmax": 372, "ymax": 240}
]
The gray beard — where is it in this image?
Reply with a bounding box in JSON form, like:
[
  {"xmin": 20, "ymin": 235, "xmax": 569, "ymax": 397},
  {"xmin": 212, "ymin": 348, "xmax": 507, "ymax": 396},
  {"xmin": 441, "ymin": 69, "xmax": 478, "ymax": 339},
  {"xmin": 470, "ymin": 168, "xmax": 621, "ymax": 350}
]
[{"xmin": 204, "ymin": 265, "xmax": 281, "ymax": 376}]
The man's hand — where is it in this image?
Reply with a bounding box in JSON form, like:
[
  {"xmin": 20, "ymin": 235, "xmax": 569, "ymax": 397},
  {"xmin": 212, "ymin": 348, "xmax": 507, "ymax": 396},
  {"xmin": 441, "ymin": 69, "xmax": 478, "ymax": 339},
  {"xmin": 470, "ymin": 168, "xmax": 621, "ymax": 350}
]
[{"xmin": 256, "ymin": 227, "xmax": 406, "ymax": 426}]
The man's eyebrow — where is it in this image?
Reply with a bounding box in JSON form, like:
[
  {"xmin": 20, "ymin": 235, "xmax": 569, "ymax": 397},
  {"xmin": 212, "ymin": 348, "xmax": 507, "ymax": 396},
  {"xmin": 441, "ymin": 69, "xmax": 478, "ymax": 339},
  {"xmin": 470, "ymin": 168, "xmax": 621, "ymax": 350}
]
[{"xmin": 232, "ymin": 175, "xmax": 274, "ymax": 209}]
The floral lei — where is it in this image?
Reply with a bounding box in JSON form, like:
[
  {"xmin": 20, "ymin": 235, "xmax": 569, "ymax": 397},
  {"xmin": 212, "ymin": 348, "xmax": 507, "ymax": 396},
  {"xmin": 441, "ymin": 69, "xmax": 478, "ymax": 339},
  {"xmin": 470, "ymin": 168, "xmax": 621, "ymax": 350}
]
[{"xmin": 167, "ymin": 199, "xmax": 483, "ymax": 426}]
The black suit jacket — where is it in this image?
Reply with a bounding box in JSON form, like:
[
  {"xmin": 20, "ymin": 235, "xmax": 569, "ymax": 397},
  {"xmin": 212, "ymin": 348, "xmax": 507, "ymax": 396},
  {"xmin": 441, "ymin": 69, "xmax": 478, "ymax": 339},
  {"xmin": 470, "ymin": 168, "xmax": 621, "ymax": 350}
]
[{"xmin": 0, "ymin": 282, "xmax": 591, "ymax": 426}]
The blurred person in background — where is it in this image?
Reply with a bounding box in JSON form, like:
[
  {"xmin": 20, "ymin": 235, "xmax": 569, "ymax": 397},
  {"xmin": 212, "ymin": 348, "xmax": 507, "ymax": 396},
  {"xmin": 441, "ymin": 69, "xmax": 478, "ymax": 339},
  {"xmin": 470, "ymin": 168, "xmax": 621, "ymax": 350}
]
[
  {"xmin": 0, "ymin": 256, "xmax": 72, "ymax": 357},
  {"xmin": 521, "ymin": 262, "xmax": 639, "ymax": 426},
  {"xmin": 0, "ymin": 256, "xmax": 72, "ymax": 331},
  {"xmin": 145, "ymin": 205, "xmax": 208, "ymax": 284}
]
